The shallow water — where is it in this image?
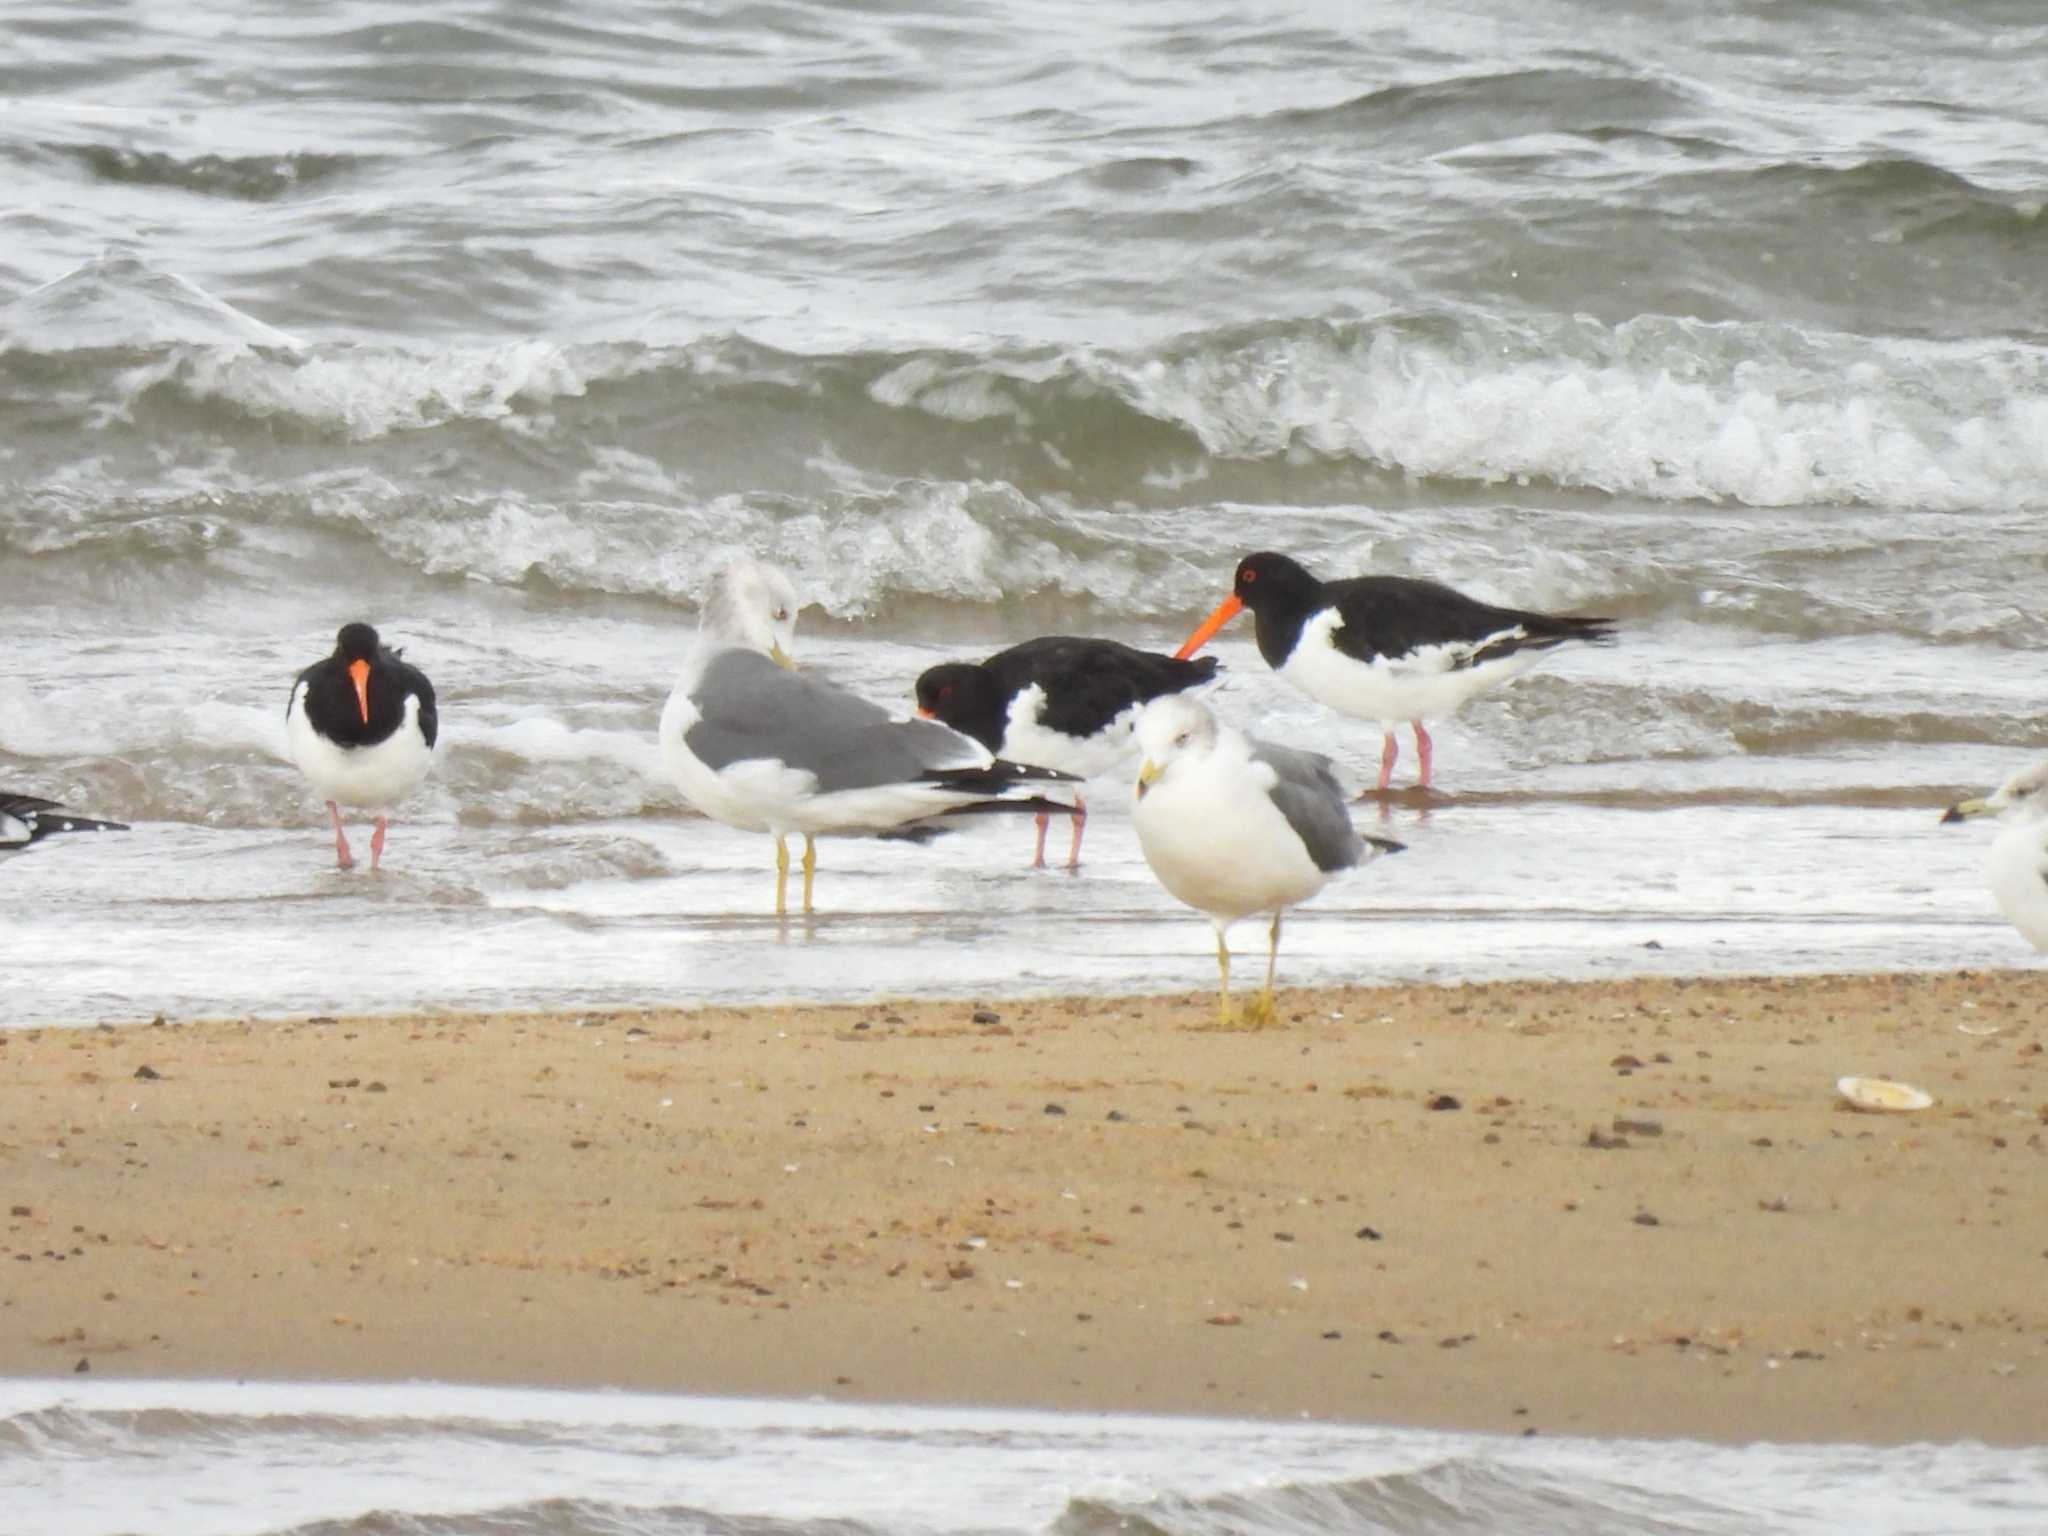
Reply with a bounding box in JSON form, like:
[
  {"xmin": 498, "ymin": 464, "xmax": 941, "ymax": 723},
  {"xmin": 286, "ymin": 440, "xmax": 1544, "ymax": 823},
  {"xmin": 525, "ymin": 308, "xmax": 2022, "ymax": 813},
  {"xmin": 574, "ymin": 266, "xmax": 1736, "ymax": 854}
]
[
  {"xmin": 4, "ymin": 1379, "xmax": 2046, "ymax": 1536},
  {"xmin": 5, "ymin": 0, "xmax": 2047, "ymax": 1026}
]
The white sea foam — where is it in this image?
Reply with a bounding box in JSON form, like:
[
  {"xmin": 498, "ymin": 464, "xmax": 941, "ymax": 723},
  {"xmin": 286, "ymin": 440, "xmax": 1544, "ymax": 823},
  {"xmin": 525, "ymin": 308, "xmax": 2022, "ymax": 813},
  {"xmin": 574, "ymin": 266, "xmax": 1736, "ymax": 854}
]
[{"xmin": 1103, "ymin": 317, "xmax": 2048, "ymax": 513}]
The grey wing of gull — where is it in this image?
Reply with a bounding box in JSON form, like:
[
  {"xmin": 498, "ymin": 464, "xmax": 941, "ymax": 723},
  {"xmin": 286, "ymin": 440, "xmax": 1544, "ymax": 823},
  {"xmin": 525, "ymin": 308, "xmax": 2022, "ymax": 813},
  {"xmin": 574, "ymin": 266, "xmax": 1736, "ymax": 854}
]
[
  {"xmin": 1249, "ymin": 738, "xmax": 1362, "ymax": 874},
  {"xmin": 684, "ymin": 650, "xmax": 987, "ymax": 794}
]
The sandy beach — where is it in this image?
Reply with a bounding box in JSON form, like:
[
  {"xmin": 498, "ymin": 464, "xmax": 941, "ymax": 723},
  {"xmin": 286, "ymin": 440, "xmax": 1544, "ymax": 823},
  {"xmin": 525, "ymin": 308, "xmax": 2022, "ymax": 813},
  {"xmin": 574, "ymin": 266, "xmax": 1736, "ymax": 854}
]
[{"xmin": 4, "ymin": 969, "xmax": 2045, "ymax": 1446}]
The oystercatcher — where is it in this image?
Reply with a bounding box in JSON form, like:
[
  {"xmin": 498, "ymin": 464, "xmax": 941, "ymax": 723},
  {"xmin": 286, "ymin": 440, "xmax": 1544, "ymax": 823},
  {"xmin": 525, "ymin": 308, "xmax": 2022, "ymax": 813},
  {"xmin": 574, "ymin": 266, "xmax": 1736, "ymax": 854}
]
[
  {"xmin": 1942, "ymin": 760, "xmax": 2048, "ymax": 953},
  {"xmin": 1176, "ymin": 551, "xmax": 1615, "ymax": 793},
  {"xmin": 285, "ymin": 622, "xmax": 439, "ymax": 871},
  {"xmin": 1, "ymin": 793, "xmax": 128, "ymax": 856},
  {"xmin": 661, "ymin": 560, "xmax": 1077, "ymax": 915},
  {"xmin": 913, "ymin": 636, "xmax": 1219, "ymax": 869},
  {"xmin": 1132, "ymin": 695, "xmax": 1402, "ymax": 1028}
]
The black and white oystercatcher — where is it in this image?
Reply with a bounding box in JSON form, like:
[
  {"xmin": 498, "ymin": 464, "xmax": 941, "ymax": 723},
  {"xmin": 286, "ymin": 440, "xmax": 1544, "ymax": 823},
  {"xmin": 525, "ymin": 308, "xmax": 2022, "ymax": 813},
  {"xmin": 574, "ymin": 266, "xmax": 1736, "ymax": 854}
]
[
  {"xmin": 1176, "ymin": 551, "xmax": 1615, "ymax": 793},
  {"xmin": 285, "ymin": 622, "xmax": 439, "ymax": 871},
  {"xmin": 661, "ymin": 560, "xmax": 1077, "ymax": 916},
  {"xmin": 1132, "ymin": 695, "xmax": 1401, "ymax": 1028},
  {"xmin": 1, "ymin": 793, "xmax": 128, "ymax": 856},
  {"xmin": 913, "ymin": 636, "xmax": 1219, "ymax": 869}
]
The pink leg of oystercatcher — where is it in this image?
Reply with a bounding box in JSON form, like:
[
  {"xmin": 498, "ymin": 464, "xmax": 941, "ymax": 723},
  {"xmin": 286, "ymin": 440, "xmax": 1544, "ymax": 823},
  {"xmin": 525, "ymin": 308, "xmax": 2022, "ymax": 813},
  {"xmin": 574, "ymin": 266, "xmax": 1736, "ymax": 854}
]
[
  {"xmin": 1030, "ymin": 809, "xmax": 1051, "ymax": 868},
  {"xmin": 1374, "ymin": 731, "xmax": 1399, "ymax": 794},
  {"xmin": 1064, "ymin": 792, "xmax": 1088, "ymax": 871},
  {"xmin": 369, "ymin": 815, "xmax": 390, "ymax": 872},
  {"xmin": 1414, "ymin": 722, "xmax": 1434, "ymax": 789},
  {"xmin": 327, "ymin": 801, "xmax": 355, "ymax": 870}
]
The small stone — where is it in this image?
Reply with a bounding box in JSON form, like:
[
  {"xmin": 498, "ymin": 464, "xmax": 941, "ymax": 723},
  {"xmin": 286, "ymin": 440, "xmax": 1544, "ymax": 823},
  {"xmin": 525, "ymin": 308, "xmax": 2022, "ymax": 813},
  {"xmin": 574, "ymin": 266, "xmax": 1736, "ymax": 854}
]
[
  {"xmin": 1426, "ymin": 1094, "xmax": 1461, "ymax": 1112},
  {"xmin": 1322, "ymin": 1330, "xmax": 1342, "ymax": 1340},
  {"xmin": 1586, "ymin": 1127, "xmax": 1630, "ymax": 1150},
  {"xmin": 1612, "ymin": 1118, "xmax": 1662, "ymax": 1137},
  {"xmin": 1632, "ymin": 1212, "xmax": 1661, "ymax": 1227},
  {"xmin": 1355, "ymin": 1225, "xmax": 1382, "ymax": 1241},
  {"xmin": 1610, "ymin": 1054, "xmax": 1643, "ymax": 1071},
  {"xmin": 1105, "ymin": 1110, "xmax": 1127, "ymax": 1123},
  {"xmin": 1042, "ymin": 1103, "xmax": 1066, "ymax": 1117},
  {"xmin": 1204, "ymin": 1313, "xmax": 1242, "ymax": 1327},
  {"xmin": 132, "ymin": 1065, "xmax": 160, "ymax": 1081},
  {"xmin": 9, "ymin": 1205, "xmax": 29, "ymax": 1218},
  {"xmin": 1273, "ymin": 1231, "xmax": 1295, "ymax": 1243},
  {"xmin": 971, "ymin": 1009, "xmax": 1001, "ymax": 1025},
  {"xmin": 1377, "ymin": 1329, "xmax": 1401, "ymax": 1343},
  {"xmin": 74, "ymin": 1358, "xmax": 89, "ymax": 1374},
  {"xmin": 364, "ymin": 1082, "xmax": 387, "ymax": 1094}
]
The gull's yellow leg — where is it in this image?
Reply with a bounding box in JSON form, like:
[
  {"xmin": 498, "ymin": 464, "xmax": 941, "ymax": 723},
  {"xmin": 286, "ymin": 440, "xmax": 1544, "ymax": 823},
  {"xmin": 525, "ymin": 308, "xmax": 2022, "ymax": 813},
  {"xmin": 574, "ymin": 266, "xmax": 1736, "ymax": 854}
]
[
  {"xmin": 1241, "ymin": 911, "xmax": 1283, "ymax": 1029},
  {"xmin": 774, "ymin": 835, "xmax": 790, "ymax": 917},
  {"xmin": 1213, "ymin": 930, "xmax": 1240, "ymax": 1028},
  {"xmin": 801, "ymin": 835, "xmax": 817, "ymax": 915}
]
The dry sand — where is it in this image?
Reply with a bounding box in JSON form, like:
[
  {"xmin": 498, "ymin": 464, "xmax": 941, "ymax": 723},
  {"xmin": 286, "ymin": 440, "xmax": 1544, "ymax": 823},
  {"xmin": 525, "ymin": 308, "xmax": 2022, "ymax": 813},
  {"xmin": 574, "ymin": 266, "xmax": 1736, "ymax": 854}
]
[{"xmin": 4, "ymin": 969, "xmax": 2046, "ymax": 1445}]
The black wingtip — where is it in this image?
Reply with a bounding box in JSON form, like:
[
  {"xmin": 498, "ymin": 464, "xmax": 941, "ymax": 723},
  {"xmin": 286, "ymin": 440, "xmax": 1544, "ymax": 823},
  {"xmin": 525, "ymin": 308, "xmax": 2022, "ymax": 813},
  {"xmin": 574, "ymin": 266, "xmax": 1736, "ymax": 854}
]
[{"xmin": 936, "ymin": 794, "xmax": 1078, "ymax": 821}]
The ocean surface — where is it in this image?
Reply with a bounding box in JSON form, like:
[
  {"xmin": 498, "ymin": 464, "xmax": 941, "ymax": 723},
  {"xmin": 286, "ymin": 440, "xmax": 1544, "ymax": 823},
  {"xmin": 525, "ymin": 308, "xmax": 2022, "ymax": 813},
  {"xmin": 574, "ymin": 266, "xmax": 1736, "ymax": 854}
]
[
  {"xmin": 5, "ymin": 1379, "xmax": 2048, "ymax": 1536},
  {"xmin": 5, "ymin": 0, "xmax": 2047, "ymax": 1033}
]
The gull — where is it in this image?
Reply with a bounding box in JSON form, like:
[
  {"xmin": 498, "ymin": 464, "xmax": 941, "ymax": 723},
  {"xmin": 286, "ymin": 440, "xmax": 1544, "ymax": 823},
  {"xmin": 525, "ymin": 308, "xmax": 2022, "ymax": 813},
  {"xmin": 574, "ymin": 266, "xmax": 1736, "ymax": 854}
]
[
  {"xmin": 1942, "ymin": 760, "xmax": 2048, "ymax": 953},
  {"xmin": 1, "ymin": 793, "xmax": 128, "ymax": 857},
  {"xmin": 1132, "ymin": 694, "xmax": 1401, "ymax": 1027},
  {"xmin": 661, "ymin": 560, "xmax": 1075, "ymax": 914}
]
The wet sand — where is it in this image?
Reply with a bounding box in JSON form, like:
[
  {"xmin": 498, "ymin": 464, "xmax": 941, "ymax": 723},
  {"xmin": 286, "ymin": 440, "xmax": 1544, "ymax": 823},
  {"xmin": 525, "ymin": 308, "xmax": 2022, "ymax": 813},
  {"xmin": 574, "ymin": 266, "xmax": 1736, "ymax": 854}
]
[{"xmin": 4, "ymin": 969, "xmax": 2045, "ymax": 1445}]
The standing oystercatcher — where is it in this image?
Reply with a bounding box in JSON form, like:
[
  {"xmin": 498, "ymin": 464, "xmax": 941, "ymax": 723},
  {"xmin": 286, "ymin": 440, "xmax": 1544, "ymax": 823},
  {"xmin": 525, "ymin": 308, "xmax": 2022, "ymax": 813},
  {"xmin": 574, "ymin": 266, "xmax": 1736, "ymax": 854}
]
[
  {"xmin": 1, "ymin": 794, "xmax": 128, "ymax": 856},
  {"xmin": 1176, "ymin": 551, "xmax": 1615, "ymax": 794},
  {"xmin": 913, "ymin": 636, "xmax": 1219, "ymax": 869},
  {"xmin": 286, "ymin": 622, "xmax": 439, "ymax": 871},
  {"xmin": 1131, "ymin": 695, "xmax": 1401, "ymax": 1027},
  {"xmin": 1942, "ymin": 760, "xmax": 2048, "ymax": 953},
  {"xmin": 660, "ymin": 560, "xmax": 1077, "ymax": 916}
]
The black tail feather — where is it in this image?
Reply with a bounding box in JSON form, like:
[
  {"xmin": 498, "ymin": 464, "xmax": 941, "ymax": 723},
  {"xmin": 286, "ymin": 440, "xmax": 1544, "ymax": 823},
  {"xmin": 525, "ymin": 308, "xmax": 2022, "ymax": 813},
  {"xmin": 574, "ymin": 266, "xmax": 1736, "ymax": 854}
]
[{"xmin": 934, "ymin": 794, "xmax": 1077, "ymax": 821}]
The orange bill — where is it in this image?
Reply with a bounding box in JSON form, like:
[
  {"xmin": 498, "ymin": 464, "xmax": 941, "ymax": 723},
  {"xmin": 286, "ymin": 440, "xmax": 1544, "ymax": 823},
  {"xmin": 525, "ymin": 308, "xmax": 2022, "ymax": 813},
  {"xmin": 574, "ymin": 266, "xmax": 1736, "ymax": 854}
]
[
  {"xmin": 915, "ymin": 707, "xmax": 936, "ymax": 720},
  {"xmin": 1174, "ymin": 593, "xmax": 1243, "ymax": 660},
  {"xmin": 347, "ymin": 658, "xmax": 371, "ymax": 724}
]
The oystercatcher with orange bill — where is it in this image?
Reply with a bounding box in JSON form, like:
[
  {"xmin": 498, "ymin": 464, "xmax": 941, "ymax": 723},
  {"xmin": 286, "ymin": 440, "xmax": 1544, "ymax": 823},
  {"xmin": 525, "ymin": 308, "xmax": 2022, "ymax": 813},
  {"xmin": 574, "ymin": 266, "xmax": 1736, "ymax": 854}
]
[
  {"xmin": 286, "ymin": 622, "xmax": 439, "ymax": 871},
  {"xmin": 913, "ymin": 637, "xmax": 1218, "ymax": 869},
  {"xmin": 1176, "ymin": 551, "xmax": 1614, "ymax": 794},
  {"xmin": 1, "ymin": 793, "xmax": 128, "ymax": 856}
]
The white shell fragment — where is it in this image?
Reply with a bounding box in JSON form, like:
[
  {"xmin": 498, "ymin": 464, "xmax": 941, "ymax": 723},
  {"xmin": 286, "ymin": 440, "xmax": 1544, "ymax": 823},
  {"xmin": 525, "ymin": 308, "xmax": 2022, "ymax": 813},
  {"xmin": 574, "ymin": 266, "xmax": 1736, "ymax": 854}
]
[{"xmin": 1836, "ymin": 1076, "xmax": 1934, "ymax": 1113}]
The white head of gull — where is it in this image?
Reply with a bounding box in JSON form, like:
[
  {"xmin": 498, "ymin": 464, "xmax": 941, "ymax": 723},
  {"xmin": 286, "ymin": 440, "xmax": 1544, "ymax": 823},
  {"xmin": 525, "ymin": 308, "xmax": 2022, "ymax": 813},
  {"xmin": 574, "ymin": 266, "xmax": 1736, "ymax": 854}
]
[
  {"xmin": 1942, "ymin": 759, "xmax": 2048, "ymax": 953},
  {"xmin": 1131, "ymin": 694, "xmax": 1400, "ymax": 1027},
  {"xmin": 660, "ymin": 560, "xmax": 1074, "ymax": 916},
  {"xmin": 697, "ymin": 557, "xmax": 800, "ymax": 669}
]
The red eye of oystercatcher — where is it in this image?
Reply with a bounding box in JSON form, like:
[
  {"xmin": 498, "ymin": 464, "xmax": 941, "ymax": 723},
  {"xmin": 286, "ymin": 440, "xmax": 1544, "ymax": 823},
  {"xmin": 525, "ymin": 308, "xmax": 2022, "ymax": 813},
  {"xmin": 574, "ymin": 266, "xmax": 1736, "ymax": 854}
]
[{"xmin": 1241, "ymin": 566, "xmax": 1257, "ymax": 583}]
